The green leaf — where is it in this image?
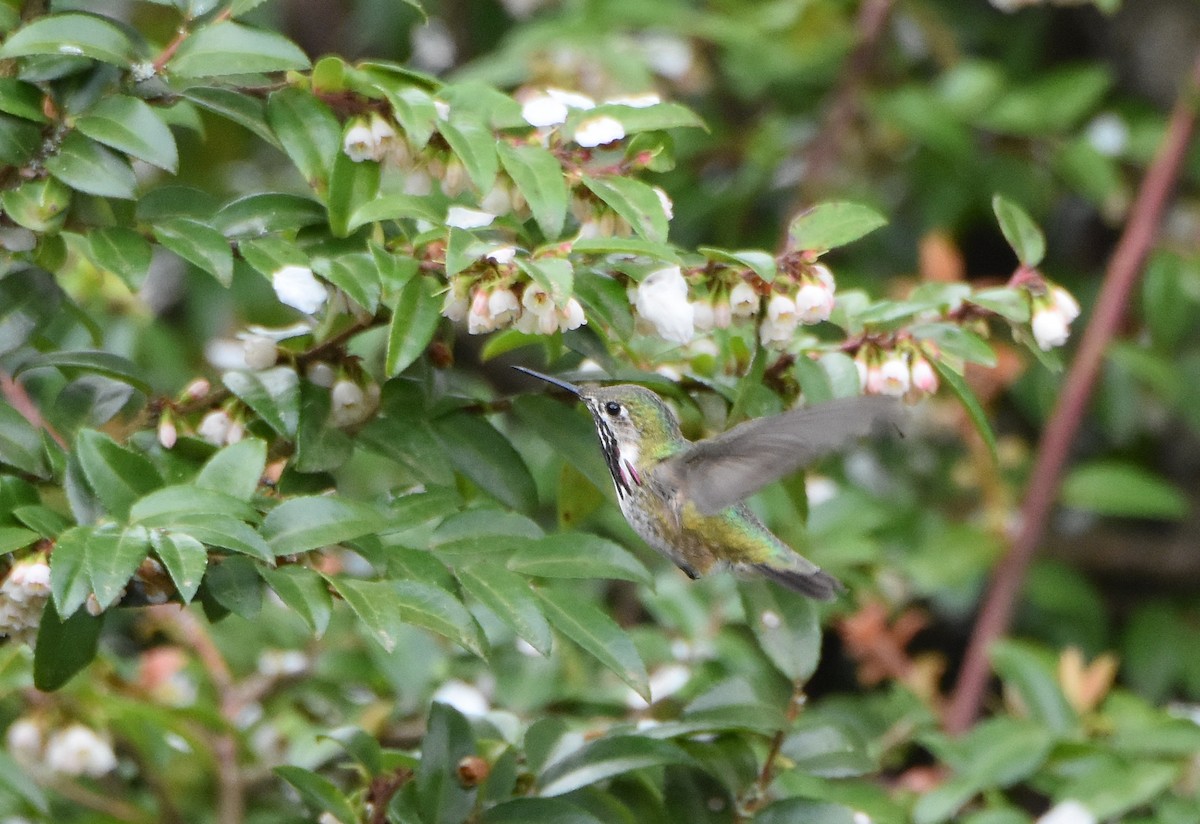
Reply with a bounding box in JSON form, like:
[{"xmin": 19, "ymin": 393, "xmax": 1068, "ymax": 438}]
[
  {"xmin": 699, "ymin": 247, "xmax": 777, "ymax": 283},
  {"xmin": 267, "ymin": 87, "xmax": 340, "ymax": 190},
  {"xmin": 214, "ymin": 193, "xmax": 327, "ymax": 236},
  {"xmin": 223, "ymin": 367, "xmax": 301, "ymax": 438},
  {"xmin": 275, "ymin": 765, "xmax": 358, "ymax": 824},
  {"xmin": 933, "ymin": 361, "xmax": 997, "ymax": 465},
  {"xmin": 327, "ymin": 148, "xmax": 381, "ymax": 237},
  {"xmin": 439, "ymin": 118, "xmax": 498, "ymax": 194},
  {"xmin": 484, "ymin": 798, "xmax": 606, "ymax": 824},
  {"xmin": 46, "ymin": 132, "xmax": 136, "ymax": 199},
  {"xmin": 787, "ymin": 201, "xmax": 887, "ymax": 253},
  {"xmin": 908, "ymin": 323, "xmax": 997, "ymax": 367},
  {"xmin": 50, "ymin": 526, "xmax": 92, "ymax": 617},
  {"xmin": 205, "ymin": 555, "xmax": 262, "ymax": 618},
  {"xmin": 330, "ymin": 577, "xmax": 403, "ymax": 650},
  {"xmin": 88, "ymin": 525, "xmax": 150, "ymax": 610},
  {"xmin": 262, "ymin": 565, "xmax": 332, "ymax": 636},
  {"xmin": 498, "ymin": 142, "xmax": 568, "ymax": 239},
  {"xmin": 582, "ymin": 175, "xmax": 669, "ymax": 243},
  {"xmin": 313, "ymin": 253, "xmax": 381, "ymax": 314},
  {"xmin": 536, "ymin": 585, "xmax": 649, "ymax": 700},
  {"xmin": 992, "ymin": 195, "xmax": 1045, "ymax": 267},
  {"xmin": 0, "ymin": 78, "xmax": 49, "ymax": 123},
  {"xmin": 347, "ymin": 193, "xmax": 442, "ymax": 231},
  {"xmin": 33, "ymin": 598, "xmax": 104, "ymax": 692},
  {"xmin": 75, "ymin": 95, "xmax": 178, "ymax": 172},
  {"xmin": 154, "ymin": 217, "xmax": 234, "ymax": 286},
  {"xmin": 510, "ymin": 395, "xmax": 611, "ymax": 494},
  {"xmin": 360, "ymin": 416, "xmax": 455, "ymax": 487},
  {"xmin": 130, "ymin": 485, "xmax": 259, "ymax": 526},
  {"xmin": 572, "ymin": 101, "xmax": 705, "ymax": 134},
  {"xmin": 167, "ymin": 21, "xmax": 310, "ymax": 77},
  {"xmin": 0, "ymin": 404, "xmax": 50, "ymax": 478},
  {"xmin": 386, "ymin": 275, "xmax": 441, "ymax": 376},
  {"xmin": 238, "ymin": 235, "xmax": 309, "ymax": 280},
  {"xmin": 0, "ymin": 113, "xmax": 41, "ymax": 166},
  {"xmin": 393, "ymin": 580, "xmax": 486, "ymax": 657},
  {"xmin": 509, "ymin": 533, "xmax": 652, "ymax": 585},
  {"xmin": 1061, "ymin": 461, "xmax": 1188, "ymax": 520},
  {"xmin": 15, "ymin": 350, "xmax": 150, "ymax": 394},
  {"xmin": 1059, "ymin": 760, "xmax": 1178, "ymax": 821},
  {"xmin": 968, "ymin": 287, "xmax": 1032, "ymax": 324},
  {"xmin": 88, "ymin": 227, "xmax": 153, "ymax": 287},
  {"xmin": 262, "ymin": 496, "xmax": 384, "ymax": 555},
  {"xmin": 0, "ymin": 526, "xmax": 37, "ymax": 554},
  {"xmin": 433, "ymin": 414, "xmax": 538, "ymax": 512},
  {"xmin": 152, "ymin": 530, "xmax": 207, "ymax": 603},
  {"xmin": 379, "ymin": 85, "xmax": 439, "ymax": 150},
  {"xmin": 516, "ymin": 258, "xmax": 574, "ymax": 308},
  {"xmin": 196, "ymin": 438, "xmax": 267, "ymax": 501},
  {"xmin": 455, "ymin": 562, "xmax": 553, "ymax": 655},
  {"xmin": 538, "ymin": 735, "xmax": 696, "ymax": 797},
  {"xmin": 417, "ymin": 702, "xmax": 478, "ymax": 824},
  {"xmin": 989, "ymin": 640, "xmax": 1076, "ymax": 732},
  {"xmin": 168, "ymin": 514, "xmax": 273, "ymax": 562},
  {"xmin": 74, "ymin": 429, "xmax": 162, "ymax": 520},
  {"xmin": 182, "ymin": 87, "xmax": 278, "ymax": 147},
  {"xmin": 0, "ymin": 13, "xmax": 136, "ymax": 66},
  {"xmin": 739, "ymin": 579, "xmax": 821, "ymax": 682}
]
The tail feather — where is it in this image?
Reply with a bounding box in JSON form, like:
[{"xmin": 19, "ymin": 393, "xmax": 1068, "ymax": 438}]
[{"xmin": 753, "ymin": 563, "xmax": 845, "ymax": 600}]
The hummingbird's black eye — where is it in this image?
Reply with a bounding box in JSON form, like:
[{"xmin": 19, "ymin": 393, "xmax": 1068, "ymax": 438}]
[{"xmin": 605, "ymin": 401, "xmax": 621, "ymax": 416}]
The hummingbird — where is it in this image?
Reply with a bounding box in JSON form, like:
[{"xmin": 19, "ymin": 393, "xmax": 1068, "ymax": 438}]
[{"xmin": 513, "ymin": 366, "xmax": 901, "ymax": 599}]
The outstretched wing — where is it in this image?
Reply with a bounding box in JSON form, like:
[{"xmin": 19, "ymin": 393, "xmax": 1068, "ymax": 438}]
[{"xmin": 658, "ymin": 395, "xmax": 902, "ymax": 515}]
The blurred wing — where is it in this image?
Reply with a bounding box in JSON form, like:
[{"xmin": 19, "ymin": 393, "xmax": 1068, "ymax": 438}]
[{"xmin": 659, "ymin": 395, "xmax": 902, "ymax": 515}]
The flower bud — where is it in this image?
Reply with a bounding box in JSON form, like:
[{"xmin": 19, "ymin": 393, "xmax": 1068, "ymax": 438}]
[
  {"xmin": 1032, "ymin": 306, "xmax": 1070, "ymax": 350},
  {"xmin": 272, "ymin": 265, "xmax": 328, "ymax": 315},
  {"xmin": 794, "ymin": 280, "xmax": 835, "ymax": 324},
  {"xmin": 559, "ymin": 297, "xmax": 586, "ymax": 331},
  {"xmin": 487, "ymin": 287, "xmax": 520, "ymax": 328},
  {"xmin": 242, "ymin": 334, "xmax": 277, "ymax": 371},
  {"xmin": 910, "ymin": 355, "xmax": 938, "ymax": 394},
  {"xmin": 197, "ymin": 410, "xmax": 232, "ymax": 446},
  {"xmin": 158, "ymin": 413, "xmax": 178, "ymax": 450},
  {"xmin": 306, "ymin": 361, "xmax": 336, "ymax": 388},
  {"xmin": 728, "ymin": 281, "xmax": 759, "ymax": 317},
  {"xmin": 877, "ymin": 353, "xmax": 911, "ymax": 396},
  {"xmin": 635, "ymin": 266, "xmax": 694, "ymax": 344},
  {"xmin": 467, "ymin": 289, "xmax": 496, "ymax": 335}
]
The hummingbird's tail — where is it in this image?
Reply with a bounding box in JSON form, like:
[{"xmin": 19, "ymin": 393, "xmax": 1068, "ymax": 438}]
[{"xmin": 753, "ymin": 564, "xmax": 845, "ymax": 600}]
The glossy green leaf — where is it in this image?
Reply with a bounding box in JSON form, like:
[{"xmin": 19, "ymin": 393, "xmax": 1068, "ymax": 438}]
[
  {"xmin": 152, "ymin": 530, "xmax": 207, "ymax": 603},
  {"xmin": 46, "ymin": 132, "xmax": 136, "ymax": 199},
  {"xmin": 262, "ymin": 565, "xmax": 333, "ymax": 636},
  {"xmin": 455, "ymin": 562, "xmax": 553, "ymax": 655},
  {"xmin": 213, "ymin": 193, "xmax": 327, "ymax": 236},
  {"xmin": 536, "ymin": 585, "xmax": 649, "ymax": 700},
  {"xmin": 393, "ymin": 580, "xmax": 486, "ymax": 657},
  {"xmin": 154, "ymin": 217, "xmax": 234, "ymax": 286},
  {"xmin": 169, "ymin": 514, "xmax": 273, "ymax": 562},
  {"xmin": 0, "ymin": 526, "xmax": 37, "ymax": 554},
  {"xmin": 968, "ymin": 287, "xmax": 1031, "ymax": 323},
  {"xmin": 327, "ymin": 148, "xmax": 381, "ymax": 237},
  {"xmin": 0, "ymin": 78, "xmax": 48, "ymax": 123},
  {"xmin": 359, "ymin": 416, "xmax": 456, "ymax": 487},
  {"xmin": 262, "ymin": 496, "xmax": 384, "ymax": 555},
  {"xmin": 909, "ymin": 323, "xmax": 997, "ymax": 367},
  {"xmin": 992, "ymin": 195, "xmax": 1045, "ymax": 267},
  {"xmin": 433, "ymin": 414, "xmax": 538, "ymax": 512},
  {"xmin": 130, "ymin": 485, "xmax": 259, "ymax": 526},
  {"xmin": 0, "ymin": 113, "xmax": 40, "ymax": 166},
  {"xmin": 510, "ymin": 395, "xmax": 611, "ymax": 494},
  {"xmin": 0, "ymin": 404, "xmax": 49, "ymax": 478},
  {"xmin": 787, "ymin": 201, "xmax": 887, "ymax": 253},
  {"xmin": 50, "ymin": 526, "xmax": 92, "ymax": 617},
  {"xmin": 739, "ymin": 579, "xmax": 821, "ymax": 682},
  {"xmin": 223, "ymin": 367, "xmax": 301, "ymax": 438},
  {"xmin": 379, "ymin": 85, "xmax": 438, "ymax": 150},
  {"xmin": 0, "ymin": 13, "xmax": 135, "ymax": 66},
  {"xmin": 348, "ymin": 193, "xmax": 442, "ymax": 231},
  {"xmin": 88, "ymin": 525, "xmax": 150, "ymax": 610},
  {"xmin": 0, "ymin": 176, "xmax": 70, "ymax": 233},
  {"xmin": 238, "ymin": 235, "xmax": 309, "ymax": 279},
  {"xmin": 582, "ymin": 175, "xmax": 669, "ymax": 243},
  {"xmin": 275, "ymin": 765, "xmax": 357, "ymax": 824},
  {"xmin": 484, "ymin": 798, "xmax": 606, "ymax": 824},
  {"xmin": 386, "ymin": 275, "xmax": 441, "ymax": 376},
  {"xmin": 313, "ymin": 253, "xmax": 381, "ymax": 314},
  {"xmin": 417, "ymin": 702, "xmax": 478, "ymax": 824},
  {"xmin": 699, "ymin": 247, "xmax": 777, "ymax": 283},
  {"xmin": 168, "ymin": 21, "xmax": 310, "ymax": 77},
  {"xmin": 1061, "ymin": 461, "xmax": 1188, "ymax": 520},
  {"xmin": 33, "ymin": 598, "xmax": 103, "ymax": 692},
  {"xmin": 538, "ymin": 735, "xmax": 696, "ymax": 797},
  {"xmin": 205, "ymin": 555, "xmax": 262, "ymax": 618},
  {"xmin": 933, "ymin": 361, "xmax": 997, "ymax": 466},
  {"xmin": 182, "ymin": 87, "xmax": 278, "ymax": 147},
  {"xmin": 267, "ymin": 87, "xmax": 340, "ymax": 190},
  {"xmin": 516, "ymin": 258, "xmax": 574, "ymax": 308},
  {"xmin": 330, "ymin": 577, "xmax": 403, "ymax": 651},
  {"xmin": 74, "ymin": 429, "xmax": 162, "ymax": 520},
  {"xmin": 88, "ymin": 227, "xmax": 153, "ymax": 287},
  {"xmin": 509, "ymin": 533, "xmax": 651, "ymax": 585},
  {"xmin": 498, "ymin": 142, "xmax": 567, "ymax": 239},
  {"xmin": 1058, "ymin": 760, "xmax": 1178, "ymax": 821},
  {"xmin": 196, "ymin": 438, "xmax": 267, "ymax": 501},
  {"xmin": 76, "ymin": 95, "xmax": 178, "ymax": 172},
  {"xmin": 989, "ymin": 640, "xmax": 1076, "ymax": 732},
  {"xmin": 15, "ymin": 350, "xmax": 150, "ymax": 394},
  {"xmin": 439, "ymin": 118, "xmax": 498, "ymax": 193}
]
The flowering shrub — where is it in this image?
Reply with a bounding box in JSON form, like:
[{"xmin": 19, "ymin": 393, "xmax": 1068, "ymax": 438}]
[{"xmin": 1, "ymin": 1, "xmax": 1198, "ymax": 823}]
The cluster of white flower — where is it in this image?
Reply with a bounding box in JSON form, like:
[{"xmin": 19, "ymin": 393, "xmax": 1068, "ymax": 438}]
[
  {"xmin": 0, "ymin": 557, "xmax": 51, "ymax": 646},
  {"xmin": 442, "ymin": 275, "xmax": 586, "ymax": 337},
  {"xmin": 518, "ymin": 87, "xmax": 654, "ymax": 149},
  {"xmin": 6, "ymin": 718, "xmax": 117, "ymax": 778},
  {"xmin": 758, "ymin": 264, "xmax": 836, "ymax": 347},
  {"xmin": 855, "ymin": 348, "xmax": 939, "ymax": 398},
  {"xmin": 197, "ymin": 409, "xmax": 244, "ymax": 446},
  {"xmin": 342, "ymin": 112, "xmax": 399, "ymax": 163},
  {"xmin": 1030, "ymin": 285, "xmax": 1081, "ymax": 351}
]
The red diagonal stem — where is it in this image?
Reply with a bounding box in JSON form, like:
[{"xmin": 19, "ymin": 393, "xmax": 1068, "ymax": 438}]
[{"xmin": 944, "ymin": 50, "xmax": 1200, "ymax": 735}]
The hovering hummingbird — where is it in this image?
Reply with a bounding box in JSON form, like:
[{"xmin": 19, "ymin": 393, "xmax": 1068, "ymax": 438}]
[{"xmin": 514, "ymin": 366, "xmax": 901, "ymax": 599}]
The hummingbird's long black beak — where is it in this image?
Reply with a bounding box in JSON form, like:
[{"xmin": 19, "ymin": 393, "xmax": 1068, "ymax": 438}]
[{"xmin": 512, "ymin": 365, "xmax": 582, "ymax": 396}]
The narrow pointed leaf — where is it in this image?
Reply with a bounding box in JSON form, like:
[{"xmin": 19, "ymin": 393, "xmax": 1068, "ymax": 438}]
[
  {"xmin": 416, "ymin": 702, "xmax": 478, "ymax": 824},
  {"xmin": 33, "ymin": 599, "xmax": 104, "ymax": 692},
  {"xmin": 50, "ymin": 526, "xmax": 93, "ymax": 617},
  {"xmin": 15, "ymin": 350, "xmax": 150, "ymax": 394},
  {"xmin": 992, "ymin": 195, "xmax": 1045, "ymax": 267},
  {"xmin": 327, "ymin": 149, "xmax": 380, "ymax": 237},
  {"xmin": 582, "ymin": 175, "xmax": 669, "ymax": 243},
  {"xmin": 456, "ymin": 562, "xmax": 552, "ymax": 655},
  {"xmin": 393, "ymin": 580, "xmax": 486, "ymax": 657},
  {"xmin": 433, "ymin": 414, "xmax": 538, "ymax": 512},
  {"xmin": 261, "ymin": 496, "xmax": 384, "ymax": 555},
  {"xmin": 386, "ymin": 275, "xmax": 441, "ymax": 376},
  {"xmin": 167, "ymin": 21, "xmax": 310, "ymax": 78},
  {"xmin": 739, "ymin": 579, "xmax": 821, "ymax": 682},
  {"xmin": 168, "ymin": 515, "xmax": 273, "ymax": 562},
  {"xmin": 787, "ymin": 201, "xmax": 887, "ymax": 253},
  {"xmin": 195, "ymin": 437, "xmax": 267, "ymax": 501},
  {"xmin": 153, "ymin": 531, "xmax": 207, "ymax": 603},
  {"xmin": 262, "ymin": 565, "xmax": 332, "ymax": 636},
  {"xmin": 536, "ymin": 586, "xmax": 649, "ymax": 700},
  {"xmin": 74, "ymin": 429, "xmax": 162, "ymax": 520},
  {"xmin": 498, "ymin": 142, "xmax": 567, "ymax": 238},
  {"xmin": 0, "ymin": 14, "xmax": 135, "ymax": 66},
  {"xmin": 509, "ymin": 533, "xmax": 652, "ymax": 585},
  {"xmin": 88, "ymin": 227, "xmax": 152, "ymax": 287},
  {"xmin": 154, "ymin": 217, "xmax": 234, "ymax": 286},
  {"xmin": 46, "ymin": 133, "xmax": 136, "ymax": 199},
  {"xmin": 130, "ymin": 485, "xmax": 258, "ymax": 526},
  {"xmin": 75, "ymin": 95, "xmax": 178, "ymax": 172},
  {"xmin": 223, "ymin": 367, "xmax": 301, "ymax": 438},
  {"xmin": 267, "ymin": 87, "xmax": 340, "ymax": 189},
  {"xmin": 88, "ymin": 525, "xmax": 150, "ymax": 610},
  {"xmin": 538, "ymin": 735, "xmax": 696, "ymax": 797},
  {"xmin": 331, "ymin": 577, "xmax": 403, "ymax": 651},
  {"xmin": 275, "ymin": 766, "xmax": 357, "ymax": 824},
  {"xmin": 933, "ymin": 360, "xmax": 998, "ymax": 465},
  {"xmin": 438, "ymin": 119, "xmax": 498, "ymax": 193}
]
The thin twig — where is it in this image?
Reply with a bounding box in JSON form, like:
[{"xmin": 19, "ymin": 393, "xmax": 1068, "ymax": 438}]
[
  {"xmin": 737, "ymin": 681, "xmax": 806, "ymax": 819},
  {"xmin": 1, "ymin": 369, "xmax": 67, "ymax": 448},
  {"xmin": 153, "ymin": 8, "xmax": 232, "ymax": 73},
  {"xmin": 943, "ymin": 50, "xmax": 1200, "ymax": 736}
]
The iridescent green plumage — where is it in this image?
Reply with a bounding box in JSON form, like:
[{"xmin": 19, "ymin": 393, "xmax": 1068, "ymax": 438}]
[{"xmin": 515, "ymin": 367, "xmax": 900, "ymax": 599}]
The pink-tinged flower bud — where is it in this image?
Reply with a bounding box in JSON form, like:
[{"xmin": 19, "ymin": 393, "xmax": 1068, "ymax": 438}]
[
  {"xmin": 810, "ymin": 262, "xmax": 835, "ymax": 291},
  {"xmin": 1051, "ymin": 285, "xmax": 1080, "ymax": 323},
  {"xmin": 877, "ymin": 354, "xmax": 911, "ymax": 396},
  {"xmin": 184, "ymin": 378, "xmax": 210, "ymax": 400},
  {"xmin": 1031, "ymin": 306, "xmax": 1070, "ymax": 350},
  {"xmin": 635, "ymin": 266, "xmax": 694, "ymax": 344},
  {"xmin": 574, "ymin": 115, "xmax": 625, "ymax": 148},
  {"xmin": 467, "ymin": 289, "xmax": 496, "ymax": 335},
  {"xmin": 794, "ymin": 280, "xmax": 834, "ymax": 324},
  {"xmin": 691, "ymin": 300, "xmax": 714, "ymax": 331},
  {"xmin": 487, "ymin": 287, "xmax": 520, "ymax": 327},
  {"xmin": 158, "ymin": 414, "xmax": 178, "ymax": 449},
  {"xmin": 910, "ymin": 355, "xmax": 938, "ymax": 394},
  {"xmin": 728, "ymin": 281, "xmax": 759, "ymax": 317},
  {"xmin": 559, "ymin": 297, "xmax": 586, "ymax": 331}
]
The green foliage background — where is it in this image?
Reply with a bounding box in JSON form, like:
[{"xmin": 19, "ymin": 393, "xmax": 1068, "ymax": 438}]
[{"xmin": 2, "ymin": 0, "xmax": 1200, "ymax": 822}]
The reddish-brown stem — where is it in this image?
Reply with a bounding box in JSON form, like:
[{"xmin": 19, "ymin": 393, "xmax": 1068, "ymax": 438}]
[
  {"xmin": 1, "ymin": 369, "xmax": 67, "ymax": 448},
  {"xmin": 944, "ymin": 51, "xmax": 1200, "ymax": 735},
  {"xmin": 153, "ymin": 8, "xmax": 232, "ymax": 73}
]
